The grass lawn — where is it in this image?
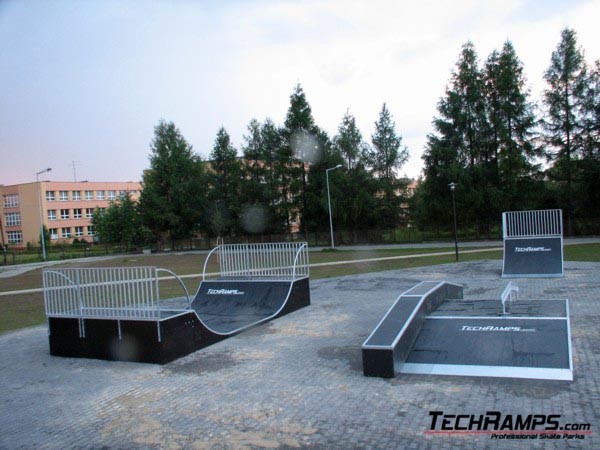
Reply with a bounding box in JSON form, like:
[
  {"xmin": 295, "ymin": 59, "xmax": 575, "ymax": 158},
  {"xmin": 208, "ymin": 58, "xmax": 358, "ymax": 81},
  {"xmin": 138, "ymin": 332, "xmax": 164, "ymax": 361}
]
[{"xmin": 0, "ymin": 243, "xmax": 598, "ymax": 334}]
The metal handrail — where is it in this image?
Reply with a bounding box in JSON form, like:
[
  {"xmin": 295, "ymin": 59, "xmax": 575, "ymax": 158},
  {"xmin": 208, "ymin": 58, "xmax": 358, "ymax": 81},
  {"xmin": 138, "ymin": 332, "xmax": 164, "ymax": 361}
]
[
  {"xmin": 501, "ymin": 282, "xmax": 518, "ymax": 315},
  {"xmin": 157, "ymin": 268, "xmax": 191, "ymax": 310}
]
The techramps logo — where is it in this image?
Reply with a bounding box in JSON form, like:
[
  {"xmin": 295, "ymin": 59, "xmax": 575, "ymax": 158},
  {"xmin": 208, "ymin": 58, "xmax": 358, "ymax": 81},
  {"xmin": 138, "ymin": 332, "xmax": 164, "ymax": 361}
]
[
  {"xmin": 207, "ymin": 289, "xmax": 245, "ymax": 295},
  {"xmin": 514, "ymin": 246, "xmax": 551, "ymax": 253},
  {"xmin": 425, "ymin": 411, "xmax": 592, "ymax": 441}
]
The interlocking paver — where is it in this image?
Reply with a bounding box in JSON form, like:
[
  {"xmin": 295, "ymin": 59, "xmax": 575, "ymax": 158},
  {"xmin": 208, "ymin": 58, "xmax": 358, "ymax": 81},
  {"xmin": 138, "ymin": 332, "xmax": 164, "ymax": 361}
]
[{"xmin": 1, "ymin": 259, "xmax": 599, "ymax": 449}]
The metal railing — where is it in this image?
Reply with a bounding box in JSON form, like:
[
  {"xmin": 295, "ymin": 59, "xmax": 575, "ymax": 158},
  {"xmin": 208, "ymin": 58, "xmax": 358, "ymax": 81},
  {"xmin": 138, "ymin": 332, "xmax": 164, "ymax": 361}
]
[
  {"xmin": 43, "ymin": 266, "xmax": 190, "ymax": 320},
  {"xmin": 502, "ymin": 209, "xmax": 563, "ymax": 239},
  {"xmin": 202, "ymin": 242, "xmax": 309, "ymax": 281},
  {"xmin": 501, "ymin": 282, "xmax": 518, "ymax": 315}
]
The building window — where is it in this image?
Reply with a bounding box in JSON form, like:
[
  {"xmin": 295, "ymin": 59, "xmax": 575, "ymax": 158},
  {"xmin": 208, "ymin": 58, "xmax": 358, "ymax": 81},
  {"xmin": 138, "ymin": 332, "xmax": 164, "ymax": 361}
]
[
  {"xmin": 46, "ymin": 191, "xmax": 56, "ymax": 201},
  {"xmin": 59, "ymin": 191, "xmax": 69, "ymax": 201},
  {"xmin": 60, "ymin": 209, "xmax": 70, "ymax": 219},
  {"xmin": 3, "ymin": 194, "xmax": 19, "ymax": 208},
  {"xmin": 119, "ymin": 190, "xmax": 127, "ymax": 198},
  {"xmin": 5, "ymin": 212, "xmax": 21, "ymax": 226},
  {"xmin": 85, "ymin": 190, "xmax": 93, "ymax": 200},
  {"xmin": 98, "ymin": 207, "xmax": 106, "ymax": 214},
  {"xmin": 72, "ymin": 191, "xmax": 81, "ymax": 201},
  {"xmin": 47, "ymin": 210, "xmax": 57, "ymax": 221},
  {"xmin": 85, "ymin": 208, "xmax": 94, "ymax": 218},
  {"xmin": 87, "ymin": 226, "xmax": 95, "ymax": 236},
  {"xmin": 107, "ymin": 190, "xmax": 116, "ymax": 200},
  {"xmin": 7, "ymin": 231, "xmax": 23, "ymax": 245},
  {"xmin": 49, "ymin": 228, "xmax": 58, "ymax": 240},
  {"xmin": 73, "ymin": 208, "xmax": 82, "ymax": 219},
  {"xmin": 74, "ymin": 226, "xmax": 84, "ymax": 237},
  {"xmin": 96, "ymin": 191, "xmax": 105, "ymax": 200},
  {"xmin": 61, "ymin": 227, "xmax": 71, "ymax": 238}
]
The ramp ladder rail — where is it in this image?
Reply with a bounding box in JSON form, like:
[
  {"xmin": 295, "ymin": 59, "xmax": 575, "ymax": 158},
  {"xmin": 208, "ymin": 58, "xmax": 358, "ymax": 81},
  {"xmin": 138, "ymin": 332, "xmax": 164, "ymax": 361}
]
[{"xmin": 502, "ymin": 209, "xmax": 563, "ymax": 239}]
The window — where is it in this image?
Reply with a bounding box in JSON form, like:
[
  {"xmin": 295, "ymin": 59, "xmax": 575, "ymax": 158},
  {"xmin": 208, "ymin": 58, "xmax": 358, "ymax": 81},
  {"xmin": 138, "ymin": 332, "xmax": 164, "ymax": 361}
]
[
  {"xmin": 3, "ymin": 194, "xmax": 19, "ymax": 208},
  {"xmin": 87, "ymin": 226, "xmax": 95, "ymax": 236},
  {"xmin": 7, "ymin": 231, "xmax": 22, "ymax": 244},
  {"xmin": 119, "ymin": 190, "xmax": 127, "ymax": 198},
  {"xmin": 107, "ymin": 190, "xmax": 116, "ymax": 200},
  {"xmin": 74, "ymin": 226, "xmax": 84, "ymax": 237},
  {"xmin": 5, "ymin": 212, "xmax": 21, "ymax": 226},
  {"xmin": 61, "ymin": 227, "xmax": 71, "ymax": 238},
  {"xmin": 60, "ymin": 209, "xmax": 70, "ymax": 219},
  {"xmin": 72, "ymin": 191, "xmax": 81, "ymax": 201},
  {"xmin": 46, "ymin": 191, "xmax": 56, "ymax": 201},
  {"xmin": 73, "ymin": 208, "xmax": 82, "ymax": 219},
  {"xmin": 85, "ymin": 190, "xmax": 93, "ymax": 200},
  {"xmin": 59, "ymin": 191, "xmax": 69, "ymax": 201},
  {"xmin": 47, "ymin": 210, "xmax": 57, "ymax": 221},
  {"xmin": 98, "ymin": 207, "xmax": 106, "ymax": 214},
  {"xmin": 96, "ymin": 190, "xmax": 105, "ymax": 200},
  {"xmin": 85, "ymin": 208, "xmax": 94, "ymax": 218},
  {"xmin": 49, "ymin": 228, "xmax": 58, "ymax": 240}
]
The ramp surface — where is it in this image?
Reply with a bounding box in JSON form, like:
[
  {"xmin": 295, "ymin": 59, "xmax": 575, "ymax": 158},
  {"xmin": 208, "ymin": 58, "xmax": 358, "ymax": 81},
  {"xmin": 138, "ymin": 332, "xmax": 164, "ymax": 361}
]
[{"xmin": 192, "ymin": 280, "xmax": 293, "ymax": 334}]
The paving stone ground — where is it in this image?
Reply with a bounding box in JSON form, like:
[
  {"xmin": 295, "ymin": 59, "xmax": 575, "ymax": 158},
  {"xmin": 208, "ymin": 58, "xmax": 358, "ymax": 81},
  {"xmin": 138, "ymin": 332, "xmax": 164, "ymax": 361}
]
[{"xmin": 1, "ymin": 259, "xmax": 599, "ymax": 449}]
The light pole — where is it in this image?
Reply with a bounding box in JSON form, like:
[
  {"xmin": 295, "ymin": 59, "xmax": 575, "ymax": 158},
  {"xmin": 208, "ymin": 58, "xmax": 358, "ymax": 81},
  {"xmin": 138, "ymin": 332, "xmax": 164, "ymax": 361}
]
[
  {"xmin": 36, "ymin": 168, "xmax": 52, "ymax": 261},
  {"xmin": 448, "ymin": 182, "xmax": 458, "ymax": 261},
  {"xmin": 326, "ymin": 164, "xmax": 342, "ymax": 248}
]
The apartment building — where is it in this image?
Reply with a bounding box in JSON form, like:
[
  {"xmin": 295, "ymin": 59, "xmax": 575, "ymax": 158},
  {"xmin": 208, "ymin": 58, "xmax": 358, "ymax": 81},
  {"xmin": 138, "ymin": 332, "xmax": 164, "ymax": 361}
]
[{"xmin": 0, "ymin": 181, "xmax": 141, "ymax": 249}]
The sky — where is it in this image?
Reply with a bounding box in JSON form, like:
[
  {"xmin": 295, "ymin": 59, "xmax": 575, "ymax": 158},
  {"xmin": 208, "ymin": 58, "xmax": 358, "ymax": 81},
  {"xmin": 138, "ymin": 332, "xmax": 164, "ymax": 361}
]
[{"xmin": 1, "ymin": 0, "xmax": 599, "ymax": 186}]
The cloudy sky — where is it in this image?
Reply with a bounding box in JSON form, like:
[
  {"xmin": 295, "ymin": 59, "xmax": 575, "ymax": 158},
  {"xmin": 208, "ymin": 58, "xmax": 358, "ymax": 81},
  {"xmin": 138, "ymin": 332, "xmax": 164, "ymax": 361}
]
[{"xmin": 1, "ymin": 0, "xmax": 598, "ymax": 185}]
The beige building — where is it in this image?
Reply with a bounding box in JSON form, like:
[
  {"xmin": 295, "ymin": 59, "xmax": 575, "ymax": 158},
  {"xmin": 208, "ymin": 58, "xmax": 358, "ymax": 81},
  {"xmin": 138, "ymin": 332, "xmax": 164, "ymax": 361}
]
[{"xmin": 0, "ymin": 181, "xmax": 141, "ymax": 249}]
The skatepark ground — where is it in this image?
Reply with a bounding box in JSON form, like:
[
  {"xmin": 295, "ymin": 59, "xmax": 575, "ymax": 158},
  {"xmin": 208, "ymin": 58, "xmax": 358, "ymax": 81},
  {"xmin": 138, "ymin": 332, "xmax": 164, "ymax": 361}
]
[{"xmin": 1, "ymin": 258, "xmax": 600, "ymax": 449}]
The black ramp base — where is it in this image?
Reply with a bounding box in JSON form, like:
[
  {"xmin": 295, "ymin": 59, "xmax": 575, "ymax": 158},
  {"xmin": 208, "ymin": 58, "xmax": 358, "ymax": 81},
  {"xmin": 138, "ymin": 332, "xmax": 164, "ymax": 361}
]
[
  {"xmin": 403, "ymin": 317, "xmax": 572, "ymax": 380},
  {"xmin": 48, "ymin": 277, "xmax": 310, "ymax": 364},
  {"xmin": 502, "ymin": 236, "xmax": 563, "ymax": 277}
]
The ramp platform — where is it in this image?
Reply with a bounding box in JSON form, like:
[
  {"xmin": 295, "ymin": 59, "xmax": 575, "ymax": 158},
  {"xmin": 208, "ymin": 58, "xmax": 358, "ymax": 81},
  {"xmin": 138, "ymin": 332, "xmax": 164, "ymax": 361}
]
[
  {"xmin": 502, "ymin": 209, "xmax": 564, "ymax": 277},
  {"xmin": 45, "ymin": 243, "xmax": 310, "ymax": 364},
  {"xmin": 362, "ymin": 281, "xmax": 573, "ymax": 380}
]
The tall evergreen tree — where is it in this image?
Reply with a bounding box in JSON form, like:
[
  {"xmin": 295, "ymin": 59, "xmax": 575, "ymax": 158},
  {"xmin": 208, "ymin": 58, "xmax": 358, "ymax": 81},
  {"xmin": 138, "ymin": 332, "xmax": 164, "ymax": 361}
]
[
  {"xmin": 207, "ymin": 127, "xmax": 242, "ymax": 237},
  {"xmin": 543, "ymin": 28, "xmax": 588, "ymax": 234},
  {"xmin": 368, "ymin": 103, "xmax": 409, "ymax": 227},
  {"xmin": 284, "ymin": 83, "xmax": 320, "ymax": 233},
  {"xmin": 139, "ymin": 120, "xmax": 207, "ymax": 246},
  {"xmin": 484, "ymin": 41, "xmax": 540, "ymax": 211}
]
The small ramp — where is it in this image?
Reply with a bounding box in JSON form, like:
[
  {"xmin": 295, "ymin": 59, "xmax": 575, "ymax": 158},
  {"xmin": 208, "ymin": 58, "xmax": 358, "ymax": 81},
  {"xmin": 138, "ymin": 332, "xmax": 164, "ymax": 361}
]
[
  {"xmin": 502, "ymin": 209, "xmax": 564, "ymax": 277},
  {"xmin": 362, "ymin": 281, "xmax": 573, "ymax": 380}
]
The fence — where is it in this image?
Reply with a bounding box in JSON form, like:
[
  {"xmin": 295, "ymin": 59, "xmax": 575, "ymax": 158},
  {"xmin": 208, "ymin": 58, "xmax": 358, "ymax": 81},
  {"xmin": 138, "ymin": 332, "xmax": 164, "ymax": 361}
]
[
  {"xmin": 203, "ymin": 242, "xmax": 309, "ymax": 281},
  {"xmin": 502, "ymin": 209, "xmax": 563, "ymax": 238},
  {"xmin": 43, "ymin": 266, "xmax": 190, "ymax": 320}
]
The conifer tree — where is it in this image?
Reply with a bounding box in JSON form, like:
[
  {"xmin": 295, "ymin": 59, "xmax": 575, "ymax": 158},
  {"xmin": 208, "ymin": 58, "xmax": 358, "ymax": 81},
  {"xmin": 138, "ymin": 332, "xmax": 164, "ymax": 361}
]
[{"xmin": 139, "ymin": 120, "xmax": 206, "ymax": 246}]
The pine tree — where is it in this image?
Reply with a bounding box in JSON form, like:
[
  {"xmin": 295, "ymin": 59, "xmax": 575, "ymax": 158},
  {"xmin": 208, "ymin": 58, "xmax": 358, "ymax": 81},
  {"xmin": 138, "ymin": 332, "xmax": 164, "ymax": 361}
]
[
  {"xmin": 368, "ymin": 103, "xmax": 409, "ymax": 227},
  {"xmin": 207, "ymin": 127, "xmax": 242, "ymax": 237},
  {"xmin": 484, "ymin": 41, "xmax": 540, "ymax": 211},
  {"xmin": 543, "ymin": 28, "xmax": 588, "ymax": 234},
  {"xmin": 139, "ymin": 120, "xmax": 206, "ymax": 246}
]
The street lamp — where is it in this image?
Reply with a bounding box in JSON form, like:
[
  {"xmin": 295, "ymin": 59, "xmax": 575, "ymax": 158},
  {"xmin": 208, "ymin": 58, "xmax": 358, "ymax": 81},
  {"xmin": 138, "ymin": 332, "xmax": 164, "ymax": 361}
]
[
  {"xmin": 36, "ymin": 168, "xmax": 52, "ymax": 261},
  {"xmin": 326, "ymin": 164, "xmax": 343, "ymax": 248},
  {"xmin": 448, "ymin": 182, "xmax": 458, "ymax": 261}
]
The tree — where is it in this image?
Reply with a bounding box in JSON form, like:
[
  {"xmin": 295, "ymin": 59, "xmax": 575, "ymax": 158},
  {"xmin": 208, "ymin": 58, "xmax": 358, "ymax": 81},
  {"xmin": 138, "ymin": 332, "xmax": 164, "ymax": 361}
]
[
  {"xmin": 484, "ymin": 41, "xmax": 541, "ymax": 211},
  {"xmin": 92, "ymin": 193, "xmax": 146, "ymax": 250},
  {"xmin": 368, "ymin": 102, "xmax": 409, "ymax": 227},
  {"xmin": 139, "ymin": 120, "xmax": 207, "ymax": 246},
  {"xmin": 543, "ymin": 28, "xmax": 588, "ymax": 234},
  {"xmin": 206, "ymin": 127, "xmax": 242, "ymax": 236},
  {"xmin": 284, "ymin": 83, "xmax": 321, "ymax": 233}
]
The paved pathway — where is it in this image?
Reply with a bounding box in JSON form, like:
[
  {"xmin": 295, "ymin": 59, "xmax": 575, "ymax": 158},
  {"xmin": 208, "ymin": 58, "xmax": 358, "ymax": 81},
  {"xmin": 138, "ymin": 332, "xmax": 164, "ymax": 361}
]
[{"xmin": 1, "ymin": 259, "xmax": 599, "ymax": 449}]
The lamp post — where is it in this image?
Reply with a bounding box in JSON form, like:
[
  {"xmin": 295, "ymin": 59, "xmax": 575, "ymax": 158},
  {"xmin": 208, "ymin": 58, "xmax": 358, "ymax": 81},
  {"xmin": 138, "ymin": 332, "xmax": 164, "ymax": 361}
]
[
  {"xmin": 326, "ymin": 164, "xmax": 342, "ymax": 248},
  {"xmin": 448, "ymin": 182, "xmax": 458, "ymax": 261},
  {"xmin": 36, "ymin": 168, "xmax": 52, "ymax": 261}
]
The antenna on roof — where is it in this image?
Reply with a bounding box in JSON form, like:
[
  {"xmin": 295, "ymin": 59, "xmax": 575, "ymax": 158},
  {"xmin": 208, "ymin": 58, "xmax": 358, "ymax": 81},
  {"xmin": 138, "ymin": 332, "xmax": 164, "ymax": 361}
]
[{"xmin": 71, "ymin": 160, "xmax": 81, "ymax": 182}]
